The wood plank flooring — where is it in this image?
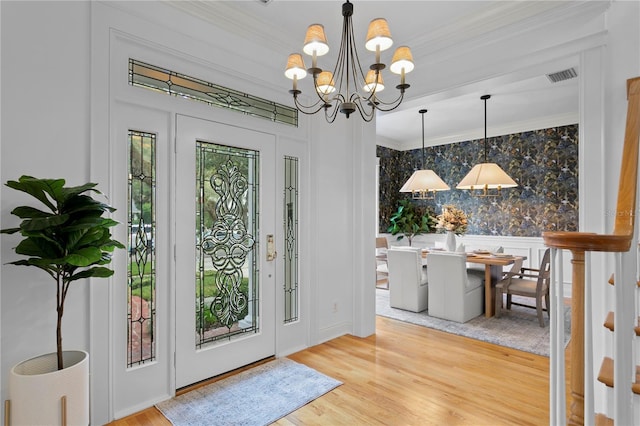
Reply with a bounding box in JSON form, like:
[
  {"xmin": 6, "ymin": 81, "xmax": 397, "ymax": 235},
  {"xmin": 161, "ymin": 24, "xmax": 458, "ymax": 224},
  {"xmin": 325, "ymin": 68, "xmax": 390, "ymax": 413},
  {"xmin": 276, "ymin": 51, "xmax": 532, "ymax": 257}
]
[{"xmin": 109, "ymin": 315, "xmax": 553, "ymax": 425}]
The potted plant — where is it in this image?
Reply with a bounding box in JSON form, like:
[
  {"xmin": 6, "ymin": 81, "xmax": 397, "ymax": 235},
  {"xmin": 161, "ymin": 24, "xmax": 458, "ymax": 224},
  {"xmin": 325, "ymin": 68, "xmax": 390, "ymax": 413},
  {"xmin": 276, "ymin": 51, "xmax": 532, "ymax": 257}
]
[
  {"xmin": 387, "ymin": 199, "xmax": 435, "ymax": 246},
  {"xmin": 1, "ymin": 176, "xmax": 123, "ymax": 425}
]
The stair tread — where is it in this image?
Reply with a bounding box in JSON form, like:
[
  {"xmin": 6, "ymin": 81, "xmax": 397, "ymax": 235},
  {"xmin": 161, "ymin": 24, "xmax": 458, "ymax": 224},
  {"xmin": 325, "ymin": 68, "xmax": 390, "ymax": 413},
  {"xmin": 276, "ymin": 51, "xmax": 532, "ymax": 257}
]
[
  {"xmin": 606, "ymin": 273, "xmax": 640, "ymax": 286},
  {"xmin": 597, "ymin": 357, "xmax": 640, "ymax": 394},
  {"xmin": 603, "ymin": 311, "xmax": 640, "ymax": 336},
  {"xmin": 595, "ymin": 413, "xmax": 614, "ymax": 426}
]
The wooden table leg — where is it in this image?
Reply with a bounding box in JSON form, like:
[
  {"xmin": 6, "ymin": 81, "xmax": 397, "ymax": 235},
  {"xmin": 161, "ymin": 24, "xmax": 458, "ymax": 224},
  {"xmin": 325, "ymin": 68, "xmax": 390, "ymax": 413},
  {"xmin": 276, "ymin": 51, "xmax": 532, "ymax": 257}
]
[
  {"xmin": 484, "ymin": 266, "xmax": 493, "ymax": 317},
  {"xmin": 484, "ymin": 264, "xmax": 504, "ymax": 317}
]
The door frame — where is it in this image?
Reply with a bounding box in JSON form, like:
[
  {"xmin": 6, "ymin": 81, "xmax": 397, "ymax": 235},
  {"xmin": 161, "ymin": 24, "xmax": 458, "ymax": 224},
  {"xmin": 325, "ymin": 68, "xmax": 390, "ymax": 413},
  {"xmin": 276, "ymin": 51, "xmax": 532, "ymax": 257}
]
[{"xmin": 91, "ymin": 6, "xmax": 314, "ymax": 422}]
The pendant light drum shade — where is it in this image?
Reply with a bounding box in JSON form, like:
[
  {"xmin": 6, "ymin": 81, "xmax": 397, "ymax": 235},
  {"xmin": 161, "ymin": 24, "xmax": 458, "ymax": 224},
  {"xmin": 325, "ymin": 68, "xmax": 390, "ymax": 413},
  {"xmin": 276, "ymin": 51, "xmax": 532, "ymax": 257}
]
[
  {"xmin": 456, "ymin": 95, "xmax": 517, "ymax": 196},
  {"xmin": 456, "ymin": 163, "xmax": 517, "ymax": 190},
  {"xmin": 400, "ymin": 170, "xmax": 450, "ymax": 193},
  {"xmin": 303, "ymin": 24, "xmax": 330, "ymax": 56},
  {"xmin": 316, "ymin": 71, "xmax": 336, "ymax": 95},
  {"xmin": 284, "ymin": 54, "xmax": 307, "ymax": 80},
  {"xmin": 400, "ymin": 109, "xmax": 449, "ymax": 199},
  {"xmin": 389, "ymin": 46, "xmax": 415, "ymax": 75},
  {"xmin": 364, "ymin": 70, "xmax": 384, "ymax": 93},
  {"xmin": 365, "ymin": 18, "xmax": 393, "ymax": 52}
]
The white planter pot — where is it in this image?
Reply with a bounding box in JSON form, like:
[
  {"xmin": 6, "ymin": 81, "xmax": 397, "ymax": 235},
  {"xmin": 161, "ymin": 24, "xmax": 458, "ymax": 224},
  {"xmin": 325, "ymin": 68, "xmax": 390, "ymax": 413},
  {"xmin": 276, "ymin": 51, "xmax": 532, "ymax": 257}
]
[{"xmin": 9, "ymin": 350, "xmax": 89, "ymax": 426}]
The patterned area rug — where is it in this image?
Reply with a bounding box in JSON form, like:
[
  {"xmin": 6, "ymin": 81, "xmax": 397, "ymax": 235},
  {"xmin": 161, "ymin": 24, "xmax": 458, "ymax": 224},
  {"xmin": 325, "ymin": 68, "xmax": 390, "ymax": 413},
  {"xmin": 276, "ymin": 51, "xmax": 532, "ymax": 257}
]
[
  {"xmin": 156, "ymin": 358, "xmax": 341, "ymax": 426},
  {"xmin": 376, "ymin": 289, "xmax": 570, "ymax": 356}
]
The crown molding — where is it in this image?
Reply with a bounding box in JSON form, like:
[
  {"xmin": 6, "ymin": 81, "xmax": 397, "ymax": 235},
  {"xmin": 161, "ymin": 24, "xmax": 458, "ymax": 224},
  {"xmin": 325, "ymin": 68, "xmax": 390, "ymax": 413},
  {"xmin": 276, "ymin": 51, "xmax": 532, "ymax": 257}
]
[
  {"xmin": 410, "ymin": 1, "xmax": 610, "ymax": 69},
  {"xmin": 165, "ymin": 0, "xmax": 299, "ymax": 53}
]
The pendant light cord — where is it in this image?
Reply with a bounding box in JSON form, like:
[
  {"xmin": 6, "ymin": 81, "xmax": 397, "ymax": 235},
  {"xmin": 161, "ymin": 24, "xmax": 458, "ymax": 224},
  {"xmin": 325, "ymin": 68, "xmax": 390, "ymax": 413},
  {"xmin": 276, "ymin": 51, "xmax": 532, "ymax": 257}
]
[
  {"xmin": 419, "ymin": 108, "xmax": 427, "ymax": 169},
  {"xmin": 481, "ymin": 94, "xmax": 490, "ymax": 163}
]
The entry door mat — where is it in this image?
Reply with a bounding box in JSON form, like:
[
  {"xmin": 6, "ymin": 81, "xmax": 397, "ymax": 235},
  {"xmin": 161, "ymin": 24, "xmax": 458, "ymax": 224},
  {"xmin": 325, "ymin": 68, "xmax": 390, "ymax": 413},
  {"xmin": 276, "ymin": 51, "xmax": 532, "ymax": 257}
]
[{"xmin": 156, "ymin": 358, "xmax": 342, "ymax": 425}]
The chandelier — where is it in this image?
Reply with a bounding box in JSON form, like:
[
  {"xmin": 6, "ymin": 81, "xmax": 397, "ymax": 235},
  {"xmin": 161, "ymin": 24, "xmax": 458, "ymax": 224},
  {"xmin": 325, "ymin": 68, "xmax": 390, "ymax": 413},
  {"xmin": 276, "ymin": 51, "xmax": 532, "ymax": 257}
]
[
  {"xmin": 456, "ymin": 95, "xmax": 518, "ymax": 197},
  {"xmin": 400, "ymin": 109, "xmax": 449, "ymax": 199},
  {"xmin": 284, "ymin": 0, "xmax": 415, "ymax": 123}
]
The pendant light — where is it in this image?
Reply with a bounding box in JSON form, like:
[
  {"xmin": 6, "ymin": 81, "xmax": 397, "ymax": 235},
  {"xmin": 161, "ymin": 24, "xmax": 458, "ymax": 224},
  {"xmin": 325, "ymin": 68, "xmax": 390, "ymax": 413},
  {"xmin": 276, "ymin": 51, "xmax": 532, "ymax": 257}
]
[
  {"xmin": 400, "ymin": 109, "xmax": 450, "ymax": 199},
  {"xmin": 456, "ymin": 95, "xmax": 517, "ymax": 196}
]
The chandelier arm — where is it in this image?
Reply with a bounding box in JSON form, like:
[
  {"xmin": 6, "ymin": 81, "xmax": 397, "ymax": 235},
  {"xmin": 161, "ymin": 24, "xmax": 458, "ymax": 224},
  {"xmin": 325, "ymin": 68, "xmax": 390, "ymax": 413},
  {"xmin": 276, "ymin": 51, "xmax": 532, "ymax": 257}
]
[
  {"xmin": 349, "ymin": 97, "xmax": 375, "ymax": 122},
  {"xmin": 324, "ymin": 102, "xmax": 341, "ymax": 123},
  {"xmin": 293, "ymin": 94, "xmax": 331, "ymax": 115},
  {"xmin": 330, "ymin": 9, "xmax": 349, "ymax": 101},
  {"xmin": 347, "ymin": 14, "xmax": 378, "ymax": 114},
  {"xmin": 347, "ymin": 14, "xmax": 368, "ymax": 95},
  {"xmin": 368, "ymin": 90, "xmax": 403, "ymax": 107},
  {"xmin": 367, "ymin": 91, "xmax": 405, "ymax": 112},
  {"xmin": 349, "ymin": 92, "xmax": 376, "ymax": 120},
  {"xmin": 310, "ymin": 74, "xmax": 326, "ymax": 105},
  {"xmin": 344, "ymin": 12, "xmax": 355, "ymax": 100}
]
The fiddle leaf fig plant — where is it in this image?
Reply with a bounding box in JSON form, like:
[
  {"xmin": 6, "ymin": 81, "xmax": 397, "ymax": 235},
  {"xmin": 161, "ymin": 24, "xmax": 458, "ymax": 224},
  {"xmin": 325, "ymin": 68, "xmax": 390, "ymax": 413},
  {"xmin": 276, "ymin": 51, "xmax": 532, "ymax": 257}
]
[
  {"xmin": 1, "ymin": 176, "xmax": 124, "ymax": 370},
  {"xmin": 387, "ymin": 199, "xmax": 435, "ymax": 246}
]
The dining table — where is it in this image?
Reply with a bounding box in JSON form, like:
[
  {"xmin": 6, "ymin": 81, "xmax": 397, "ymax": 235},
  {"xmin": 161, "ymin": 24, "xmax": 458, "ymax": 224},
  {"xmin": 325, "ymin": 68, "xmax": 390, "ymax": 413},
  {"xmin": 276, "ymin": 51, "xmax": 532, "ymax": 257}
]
[
  {"xmin": 419, "ymin": 250, "xmax": 527, "ymax": 317},
  {"xmin": 464, "ymin": 253, "xmax": 527, "ymax": 317}
]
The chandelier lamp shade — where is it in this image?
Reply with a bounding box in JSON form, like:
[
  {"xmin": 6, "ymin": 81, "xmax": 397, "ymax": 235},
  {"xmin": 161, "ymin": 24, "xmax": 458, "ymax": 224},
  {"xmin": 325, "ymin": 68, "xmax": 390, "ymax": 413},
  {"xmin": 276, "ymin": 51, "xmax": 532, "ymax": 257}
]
[
  {"xmin": 400, "ymin": 109, "xmax": 450, "ymax": 199},
  {"xmin": 456, "ymin": 95, "xmax": 518, "ymax": 197},
  {"xmin": 284, "ymin": 0, "xmax": 415, "ymax": 123}
]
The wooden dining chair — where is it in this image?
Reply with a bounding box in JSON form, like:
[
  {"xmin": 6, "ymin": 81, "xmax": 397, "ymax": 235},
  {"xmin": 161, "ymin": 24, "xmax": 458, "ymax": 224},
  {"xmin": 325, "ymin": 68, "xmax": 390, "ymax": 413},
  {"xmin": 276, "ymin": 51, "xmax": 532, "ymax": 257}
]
[
  {"xmin": 375, "ymin": 236, "xmax": 389, "ymax": 289},
  {"xmin": 494, "ymin": 248, "xmax": 551, "ymax": 327}
]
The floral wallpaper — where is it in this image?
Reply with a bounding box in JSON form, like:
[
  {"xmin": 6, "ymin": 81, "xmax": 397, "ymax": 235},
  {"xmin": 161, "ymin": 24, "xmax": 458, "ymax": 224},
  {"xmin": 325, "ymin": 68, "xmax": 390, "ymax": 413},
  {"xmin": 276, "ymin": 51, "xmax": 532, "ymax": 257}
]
[{"xmin": 377, "ymin": 124, "xmax": 579, "ymax": 237}]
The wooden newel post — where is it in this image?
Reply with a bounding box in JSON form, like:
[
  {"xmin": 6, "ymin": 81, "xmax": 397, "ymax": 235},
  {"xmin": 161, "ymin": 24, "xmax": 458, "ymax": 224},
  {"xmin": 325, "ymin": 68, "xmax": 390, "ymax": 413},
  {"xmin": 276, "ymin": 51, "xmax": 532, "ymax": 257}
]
[{"xmin": 568, "ymin": 249, "xmax": 585, "ymax": 426}]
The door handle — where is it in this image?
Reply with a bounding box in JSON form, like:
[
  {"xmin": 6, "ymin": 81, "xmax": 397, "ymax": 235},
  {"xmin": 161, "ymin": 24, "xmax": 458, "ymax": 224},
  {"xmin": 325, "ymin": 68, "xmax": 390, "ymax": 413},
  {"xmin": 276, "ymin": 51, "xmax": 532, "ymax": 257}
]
[{"xmin": 266, "ymin": 234, "xmax": 277, "ymax": 261}]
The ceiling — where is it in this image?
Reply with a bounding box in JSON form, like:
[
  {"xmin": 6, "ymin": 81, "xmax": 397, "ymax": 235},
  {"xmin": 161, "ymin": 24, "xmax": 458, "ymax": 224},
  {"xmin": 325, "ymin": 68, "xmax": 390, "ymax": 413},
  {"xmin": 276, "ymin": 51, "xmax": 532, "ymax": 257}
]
[{"xmin": 166, "ymin": 1, "xmax": 604, "ymax": 150}]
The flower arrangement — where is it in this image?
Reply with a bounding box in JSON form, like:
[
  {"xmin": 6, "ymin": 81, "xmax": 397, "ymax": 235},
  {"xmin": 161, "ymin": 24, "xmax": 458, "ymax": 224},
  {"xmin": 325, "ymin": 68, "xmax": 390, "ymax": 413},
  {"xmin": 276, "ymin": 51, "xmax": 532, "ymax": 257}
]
[{"xmin": 436, "ymin": 204, "xmax": 469, "ymax": 236}]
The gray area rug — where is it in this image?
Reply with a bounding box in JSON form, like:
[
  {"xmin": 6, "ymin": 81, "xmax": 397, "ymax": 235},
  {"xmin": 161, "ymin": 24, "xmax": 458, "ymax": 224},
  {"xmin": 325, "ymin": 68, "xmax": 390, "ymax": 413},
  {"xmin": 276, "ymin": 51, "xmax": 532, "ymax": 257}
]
[
  {"xmin": 156, "ymin": 358, "xmax": 341, "ymax": 425},
  {"xmin": 376, "ymin": 289, "xmax": 570, "ymax": 356}
]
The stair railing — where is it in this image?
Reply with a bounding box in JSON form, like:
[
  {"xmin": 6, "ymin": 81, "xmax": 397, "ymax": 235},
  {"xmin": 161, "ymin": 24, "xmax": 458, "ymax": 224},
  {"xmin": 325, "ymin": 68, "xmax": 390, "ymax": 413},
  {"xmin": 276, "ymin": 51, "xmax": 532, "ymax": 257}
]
[{"xmin": 543, "ymin": 76, "xmax": 640, "ymax": 425}]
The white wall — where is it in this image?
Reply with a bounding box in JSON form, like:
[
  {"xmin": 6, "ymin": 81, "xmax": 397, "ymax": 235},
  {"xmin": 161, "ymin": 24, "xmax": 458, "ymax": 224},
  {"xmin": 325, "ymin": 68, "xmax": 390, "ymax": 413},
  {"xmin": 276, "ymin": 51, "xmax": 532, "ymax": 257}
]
[
  {"xmin": 1, "ymin": 0, "xmax": 92, "ymax": 402},
  {"xmin": 1, "ymin": 0, "xmax": 639, "ymax": 422},
  {"xmin": 308, "ymin": 116, "xmax": 376, "ymax": 342}
]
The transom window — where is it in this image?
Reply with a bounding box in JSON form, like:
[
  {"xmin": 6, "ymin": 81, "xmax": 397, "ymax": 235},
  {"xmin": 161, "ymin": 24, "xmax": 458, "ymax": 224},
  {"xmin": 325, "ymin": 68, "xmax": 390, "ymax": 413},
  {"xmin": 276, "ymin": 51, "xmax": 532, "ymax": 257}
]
[{"xmin": 129, "ymin": 59, "xmax": 298, "ymax": 127}]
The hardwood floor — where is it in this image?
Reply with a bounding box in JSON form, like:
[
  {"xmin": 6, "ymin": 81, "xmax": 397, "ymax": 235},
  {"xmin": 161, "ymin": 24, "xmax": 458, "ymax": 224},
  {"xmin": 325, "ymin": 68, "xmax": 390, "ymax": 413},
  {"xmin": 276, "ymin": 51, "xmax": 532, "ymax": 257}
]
[{"xmin": 109, "ymin": 315, "xmax": 552, "ymax": 425}]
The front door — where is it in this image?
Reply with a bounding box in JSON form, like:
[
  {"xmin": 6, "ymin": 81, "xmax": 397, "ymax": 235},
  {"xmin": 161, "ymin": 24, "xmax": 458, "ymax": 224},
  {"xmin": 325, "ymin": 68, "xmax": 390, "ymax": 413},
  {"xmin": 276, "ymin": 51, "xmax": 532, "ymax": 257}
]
[{"xmin": 175, "ymin": 115, "xmax": 276, "ymax": 388}]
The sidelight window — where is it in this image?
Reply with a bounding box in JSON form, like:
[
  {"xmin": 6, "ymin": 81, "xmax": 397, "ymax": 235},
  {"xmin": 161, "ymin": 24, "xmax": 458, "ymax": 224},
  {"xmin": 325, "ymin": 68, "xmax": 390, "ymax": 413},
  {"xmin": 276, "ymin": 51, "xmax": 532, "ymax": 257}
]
[{"xmin": 127, "ymin": 130, "xmax": 157, "ymax": 367}]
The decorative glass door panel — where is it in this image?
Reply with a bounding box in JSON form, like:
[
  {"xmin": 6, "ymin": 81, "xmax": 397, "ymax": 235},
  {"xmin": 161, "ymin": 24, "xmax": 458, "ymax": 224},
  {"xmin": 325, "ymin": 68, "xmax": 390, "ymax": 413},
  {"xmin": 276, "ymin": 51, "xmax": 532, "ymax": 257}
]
[
  {"xmin": 175, "ymin": 115, "xmax": 275, "ymax": 389},
  {"xmin": 195, "ymin": 142, "xmax": 259, "ymax": 348},
  {"xmin": 283, "ymin": 156, "xmax": 299, "ymax": 323},
  {"xmin": 128, "ymin": 130, "xmax": 157, "ymax": 367}
]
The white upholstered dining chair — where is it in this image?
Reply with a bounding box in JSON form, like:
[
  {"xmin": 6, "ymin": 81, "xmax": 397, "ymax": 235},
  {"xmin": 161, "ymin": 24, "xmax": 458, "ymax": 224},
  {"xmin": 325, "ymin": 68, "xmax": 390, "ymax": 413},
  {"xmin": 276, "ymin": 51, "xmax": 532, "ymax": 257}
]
[
  {"xmin": 387, "ymin": 247, "xmax": 428, "ymax": 312},
  {"xmin": 427, "ymin": 251, "xmax": 484, "ymax": 323}
]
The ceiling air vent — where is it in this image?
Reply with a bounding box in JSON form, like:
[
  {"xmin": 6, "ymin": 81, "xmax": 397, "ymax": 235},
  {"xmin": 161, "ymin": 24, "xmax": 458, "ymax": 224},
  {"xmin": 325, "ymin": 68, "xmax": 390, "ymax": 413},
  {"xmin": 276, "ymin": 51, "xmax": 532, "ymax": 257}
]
[{"xmin": 546, "ymin": 68, "xmax": 578, "ymax": 83}]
